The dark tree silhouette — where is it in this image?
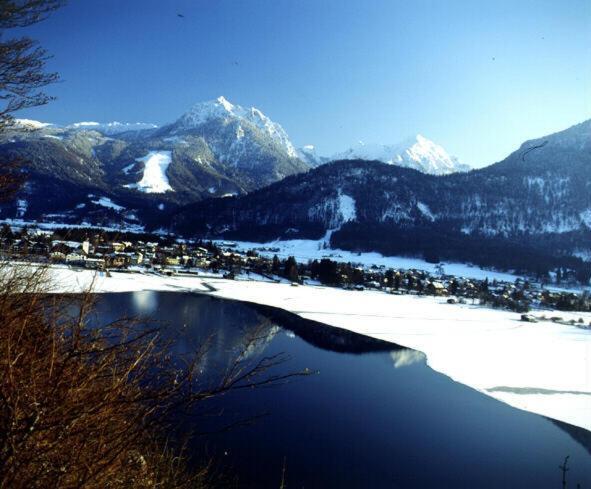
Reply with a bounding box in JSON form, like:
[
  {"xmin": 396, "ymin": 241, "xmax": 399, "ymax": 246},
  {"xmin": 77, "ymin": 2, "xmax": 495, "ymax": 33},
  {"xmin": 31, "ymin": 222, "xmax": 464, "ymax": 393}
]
[
  {"xmin": 0, "ymin": 0, "xmax": 64, "ymax": 127},
  {"xmin": 284, "ymin": 255, "xmax": 298, "ymax": 282},
  {"xmin": 0, "ymin": 1, "xmax": 64, "ymax": 201},
  {"xmin": 0, "ymin": 0, "xmax": 64, "ymax": 202}
]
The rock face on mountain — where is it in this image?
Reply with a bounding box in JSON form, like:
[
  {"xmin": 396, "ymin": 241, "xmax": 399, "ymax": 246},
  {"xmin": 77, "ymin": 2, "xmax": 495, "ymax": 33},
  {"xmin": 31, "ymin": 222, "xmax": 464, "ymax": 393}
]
[
  {"xmin": 333, "ymin": 135, "xmax": 470, "ymax": 175},
  {"xmin": 171, "ymin": 120, "xmax": 591, "ymax": 275},
  {"xmin": 0, "ymin": 97, "xmax": 310, "ymax": 229},
  {"xmin": 154, "ymin": 96, "xmax": 309, "ymax": 190}
]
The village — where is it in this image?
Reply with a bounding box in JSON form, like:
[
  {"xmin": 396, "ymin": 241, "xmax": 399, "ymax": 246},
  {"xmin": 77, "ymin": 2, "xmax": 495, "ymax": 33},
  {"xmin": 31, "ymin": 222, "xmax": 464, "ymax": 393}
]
[{"xmin": 1, "ymin": 223, "xmax": 590, "ymax": 318}]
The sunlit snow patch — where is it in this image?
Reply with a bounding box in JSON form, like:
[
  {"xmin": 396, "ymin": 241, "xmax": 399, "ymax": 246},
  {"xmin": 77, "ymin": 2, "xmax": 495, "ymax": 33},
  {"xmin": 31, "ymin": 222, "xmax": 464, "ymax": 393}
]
[
  {"xmin": 16, "ymin": 200, "xmax": 27, "ymax": 218},
  {"xmin": 125, "ymin": 151, "xmax": 173, "ymax": 193},
  {"xmin": 416, "ymin": 201, "xmax": 435, "ymax": 221},
  {"xmin": 91, "ymin": 197, "xmax": 125, "ymax": 211},
  {"xmin": 338, "ymin": 192, "xmax": 356, "ymax": 222},
  {"xmin": 122, "ymin": 163, "xmax": 135, "ymax": 175}
]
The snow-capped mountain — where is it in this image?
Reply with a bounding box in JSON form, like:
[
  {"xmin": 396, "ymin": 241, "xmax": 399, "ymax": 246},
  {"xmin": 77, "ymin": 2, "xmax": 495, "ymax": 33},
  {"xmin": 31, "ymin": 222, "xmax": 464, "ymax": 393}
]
[
  {"xmin": 297, "ymin": 145, "xmax": 330, "ymax": 167},
  {"xmin": 334, "ymin": 135, "xmax": 470, "ymax": 175},
  {"xmin": 9, "ymin": 118, "xmax": 158, "ymax": 135},
  {"xmin": 0, "ymin": 96, "xmax": 310, "ymax": 229},
  {"xmin": 66, "ymin": 121, "xmax": 159, "ymax": 135},
  {"xmin": 11, "ymin": 119, "xmax": 53, "ymax": 130},
  {"xmin": 152, "ymin": 96, "xmax": 308, "ymax": 189},
  {"xmin": 162, "ymin": 96, "xmax": 298, "ymax": 158}
]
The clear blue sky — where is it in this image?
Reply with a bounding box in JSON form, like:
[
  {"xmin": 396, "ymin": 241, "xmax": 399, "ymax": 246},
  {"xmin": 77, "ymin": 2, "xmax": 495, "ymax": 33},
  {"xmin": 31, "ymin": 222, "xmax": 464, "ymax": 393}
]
[{"xmin": 15, "ymin": 0, "xmax": 591, "ymax": 167}]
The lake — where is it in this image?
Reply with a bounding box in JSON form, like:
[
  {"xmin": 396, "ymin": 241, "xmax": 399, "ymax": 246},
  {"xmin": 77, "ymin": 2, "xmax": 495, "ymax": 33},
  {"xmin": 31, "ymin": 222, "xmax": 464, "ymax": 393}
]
[{"xmin": 94, "ymin": 291, "xmax": 591, "ymax": 488}]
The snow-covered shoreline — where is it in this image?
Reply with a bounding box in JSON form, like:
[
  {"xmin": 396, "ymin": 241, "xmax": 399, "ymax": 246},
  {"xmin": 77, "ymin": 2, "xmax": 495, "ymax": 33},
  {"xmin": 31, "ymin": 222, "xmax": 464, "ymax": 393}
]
[{"xmin": 32, "ymin": 264, "xmax": 591, "ymax": 433}]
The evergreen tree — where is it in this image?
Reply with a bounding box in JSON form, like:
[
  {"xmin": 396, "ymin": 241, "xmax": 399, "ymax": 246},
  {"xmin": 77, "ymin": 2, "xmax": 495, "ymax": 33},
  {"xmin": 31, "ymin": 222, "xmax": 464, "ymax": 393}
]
[
  {"xmin": 480, "ymin": 277, "xmax": 489, "ymax": 293},
  {"xmin": 393, "ymin": 272, "xmax": 401, "ymax": 290},
  {"xmin": 317, "ymin": 258, "xmax": 339, "ymax": 285},
  {"xmin": 284, "ymin": 256, "xmax": 298, "ymax": 282},
  {"xmin": 385, "ymin": 269, "xmax": 394, "ymax": 287},
  {"xmin": 0, "ymin": 223, "xmax": 13, "ymax": 242},
  {"xmin": 556, "ymin": 267, "xmax": 562, "ymax": 284},
  {"xmin": 272, "ymin": 254, "xmax": 281, "ymax": 274},
  {"xmin": 450, "ymin": 279, "xmax": 459, "ymax": 296},
  {"xmin": 406, "ymin": 273, "xmax": 414, "ymax": 290}
]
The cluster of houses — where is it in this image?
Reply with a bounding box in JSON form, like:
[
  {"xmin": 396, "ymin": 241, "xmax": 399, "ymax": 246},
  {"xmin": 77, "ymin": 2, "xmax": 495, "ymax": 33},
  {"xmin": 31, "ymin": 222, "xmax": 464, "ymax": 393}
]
[
  {"xmin": 1, "ymin": 226, "xmax": 590, "ymax": 314},
  {"xmin": 0, "ymin": 230, "xmax": 215, "ymax": 271}
]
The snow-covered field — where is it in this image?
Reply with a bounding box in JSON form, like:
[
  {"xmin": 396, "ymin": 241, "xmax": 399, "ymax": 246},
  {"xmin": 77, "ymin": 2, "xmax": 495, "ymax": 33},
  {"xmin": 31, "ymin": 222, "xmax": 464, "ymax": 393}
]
[
  {"xmin": 220, "ymin": 237, "xmax": 522, "ymax": 282},
  {"xmin": 0, "ymin": 218, "xmax": 146, "ymax": 233},
  {"xmin": 37, "ymin": 264, "xmax": 591, "ymax": 433}
]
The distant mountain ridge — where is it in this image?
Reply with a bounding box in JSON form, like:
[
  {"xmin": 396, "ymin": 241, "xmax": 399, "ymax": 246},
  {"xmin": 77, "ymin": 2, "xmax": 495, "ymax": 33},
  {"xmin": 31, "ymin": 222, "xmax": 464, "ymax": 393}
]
[
  {"xmin": 298, "ymin": 134, "xmax": 470, "ymax": 175},
  {"xmin": 0, "ymin": 97, "xmax": 310, "ymax": 228},
  {"xmin": 296, "ymin": 145, "xmax": 330, "ymax": 168},
  {"xmin": 328, "ymin": 135, "xmax": 469, "ymax": 175},
  {"xmin": 0, "ymin": 95, "xmax": 471, "ymax": 233},
  {"xmin": 65, "ymin": 121, "xmax": 159, "ymax": 135},
  {"xmin": 170, "ymin": 119, "xmax": 591, "ymax": 276}
]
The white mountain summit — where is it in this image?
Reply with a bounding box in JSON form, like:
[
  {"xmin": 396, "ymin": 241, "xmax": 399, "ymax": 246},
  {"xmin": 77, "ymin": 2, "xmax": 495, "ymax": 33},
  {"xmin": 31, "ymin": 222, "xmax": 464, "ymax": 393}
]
[
  {"xmin": 296, "ymin": 144, "xmax": 330, "ymax": 167},
  {"xmin": 170, "ymin": 96, "xmax": 298, "ymax": 158},
  {"xmin": 10, "ymin": 119, "xmax": 158, "ymax": 135},
  {"xmin": 334, "ymin": 135, "xmax": 470, "ymax": 175}
]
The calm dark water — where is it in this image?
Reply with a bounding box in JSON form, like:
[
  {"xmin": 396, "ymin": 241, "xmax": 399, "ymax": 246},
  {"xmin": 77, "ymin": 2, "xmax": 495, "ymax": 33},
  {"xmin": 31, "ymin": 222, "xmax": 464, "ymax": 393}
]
[{"xmin": 95, "ymin": 291, "xmax": 591, "ymax": 488}]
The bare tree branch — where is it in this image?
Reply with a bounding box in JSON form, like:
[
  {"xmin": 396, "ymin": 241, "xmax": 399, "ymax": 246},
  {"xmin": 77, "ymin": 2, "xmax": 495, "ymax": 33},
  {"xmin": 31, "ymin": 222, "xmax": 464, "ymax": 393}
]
[
  {"xmin": 0, "ymin": 0, "xmax": 64, "ymax": 29},
  {"xmin": 0, "ymin": 1, "xmax": 65, "ymax": 202}
]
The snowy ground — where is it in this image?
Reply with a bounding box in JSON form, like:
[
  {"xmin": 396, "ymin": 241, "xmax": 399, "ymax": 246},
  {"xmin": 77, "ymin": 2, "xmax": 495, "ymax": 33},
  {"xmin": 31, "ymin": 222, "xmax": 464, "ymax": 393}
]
[
  {"xmin": 219, "ymin": 237, "xmax": 523, "ymax": 282},
  {"xmin": 0, "ymin": 219, "xmax": 146, "ymax": 233},
  {"xmin": 33, "ymin": 264, "xmax": 591, "ymax": 433}
]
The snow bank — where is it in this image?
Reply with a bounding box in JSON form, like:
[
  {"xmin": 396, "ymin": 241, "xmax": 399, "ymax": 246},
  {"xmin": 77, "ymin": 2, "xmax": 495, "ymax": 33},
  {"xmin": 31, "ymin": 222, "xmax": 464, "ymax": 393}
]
[
  {"xmin": 40, "ymin": 265, "xmax": 591, "ymax": 432},
  {"xmin": 125, "ymin": 151, "xmax": 173, "ymax": 193}
]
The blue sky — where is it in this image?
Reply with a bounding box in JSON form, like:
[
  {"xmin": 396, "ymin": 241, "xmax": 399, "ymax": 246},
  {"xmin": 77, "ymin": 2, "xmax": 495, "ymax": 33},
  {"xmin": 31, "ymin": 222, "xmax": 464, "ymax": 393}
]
[{"xmin": 15, "ymin": 0, "xmax": 591, "ymax": 167}]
